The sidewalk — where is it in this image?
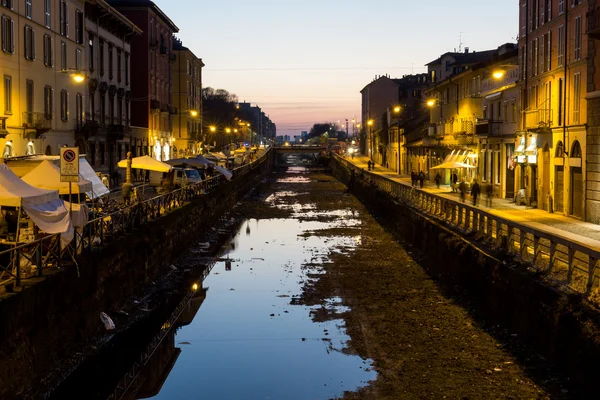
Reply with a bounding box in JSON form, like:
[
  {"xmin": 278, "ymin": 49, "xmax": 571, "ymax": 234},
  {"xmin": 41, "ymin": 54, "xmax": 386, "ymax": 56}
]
[{"xmin": 346, "ymin": 155, "xmax": 600, "ymax": 246}]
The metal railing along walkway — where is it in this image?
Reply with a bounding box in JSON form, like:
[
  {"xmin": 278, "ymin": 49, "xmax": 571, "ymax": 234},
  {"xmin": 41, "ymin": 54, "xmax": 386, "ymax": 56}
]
[
  {"xmin": 335, "ymin": 154, "xmax": 600, "ymax": 295},
  {"xmin": 0, "ymin": 149, "xmax": 271, "ymax": 288}
]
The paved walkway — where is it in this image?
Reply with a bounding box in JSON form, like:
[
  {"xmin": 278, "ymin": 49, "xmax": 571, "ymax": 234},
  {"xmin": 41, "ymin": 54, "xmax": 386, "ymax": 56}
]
[{"xmin": 345, "ymin": 155, "xmax": 600, "ymax": 246}]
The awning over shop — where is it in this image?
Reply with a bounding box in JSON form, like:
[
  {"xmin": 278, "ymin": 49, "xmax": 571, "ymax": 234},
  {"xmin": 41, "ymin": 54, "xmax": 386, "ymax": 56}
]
[{"xmin": 431, "ymin": 161, "xmax": 476, "ymax": 170}]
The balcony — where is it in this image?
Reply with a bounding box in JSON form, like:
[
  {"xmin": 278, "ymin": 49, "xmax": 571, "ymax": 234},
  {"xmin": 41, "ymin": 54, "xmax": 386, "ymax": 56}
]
[
  {"xmin": 76, "ymin": 120, "xmax": 99, "ymax": 139},
  {"xmin": 588, "ymin": 8, "xmax": 600, "ymax": 39},
  {"xmin": 22, "ymin": 112, "xmax": 52, "ymax": 136},
  {"xmin": 475, "ymin": 119, "xmax": 503, "ymax": 136},
  {"xmin": 522, "ymin": 108, "xmax": 552, "ymax": 130}
]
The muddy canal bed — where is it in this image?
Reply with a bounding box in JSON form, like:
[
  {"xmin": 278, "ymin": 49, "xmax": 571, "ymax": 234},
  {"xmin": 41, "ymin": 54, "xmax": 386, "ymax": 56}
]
[{"xmin": 83, "ymin": 157, "xmax": 569, "ymax": 399}]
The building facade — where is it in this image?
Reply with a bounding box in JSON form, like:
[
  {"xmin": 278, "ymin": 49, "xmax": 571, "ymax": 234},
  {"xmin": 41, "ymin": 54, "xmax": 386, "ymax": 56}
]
[
  {"xmin": 586, "ymin": 0, "xmax": 600, "ymax": 223},
  {"xmin": 108, "ymin": 0, "xmax": 179, "ymax": 161},
  {"xmin": 517, "ymin": 0, "xmax": 588, "ymax": 217},
  {"xmin": 172, "ymin": 36, "xmax": 203, "ymax": 157},
  {"xmin": 83, "ymin": 0, "xmax": 141, "ymax": 178},
  {"xmin": 0, "ymin": 0, "xmax": 85, "ymax": 159}
]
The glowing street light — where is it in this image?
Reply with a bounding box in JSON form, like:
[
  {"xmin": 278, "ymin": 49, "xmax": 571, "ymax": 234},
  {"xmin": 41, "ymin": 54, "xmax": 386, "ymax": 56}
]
[
  {"xmin": 492, "ymin": 70, "xmax": 505, "ymax": 80},
  {"xmin": 426, "ymin": 99, "xmax": 436, "ymax": 107},
  {"xmin": 190, "ymin": 110, "xmax": 198, "ymax": 117},
  {"xmin": 72, "ymin": 73, "xmax": 85, "ymax": 83}
]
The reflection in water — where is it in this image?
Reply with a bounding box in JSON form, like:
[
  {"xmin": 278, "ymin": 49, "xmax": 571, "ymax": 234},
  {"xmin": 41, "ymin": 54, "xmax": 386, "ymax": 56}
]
[{"xmin": 120, "ymin": 162, "xmax": 375, "ymax": 400}]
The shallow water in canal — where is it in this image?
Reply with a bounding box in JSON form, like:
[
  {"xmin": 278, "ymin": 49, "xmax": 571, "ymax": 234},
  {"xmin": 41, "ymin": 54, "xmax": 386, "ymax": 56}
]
[{"xmin": 144, "ymin": 164, "xmax": 375, "ymax": 399}]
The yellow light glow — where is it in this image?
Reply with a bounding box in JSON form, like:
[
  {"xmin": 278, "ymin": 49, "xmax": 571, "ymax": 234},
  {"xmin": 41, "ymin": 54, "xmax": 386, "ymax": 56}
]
[
  {"xmin": 192, "ymin": 283, "xmax": 199, "ymax": 291},
  {"xmin": 351, "ymin": 140, "xmax": 356, "ymax": 145},
  {"xmin": 234, "ymin": 129, "xmax": 238, "ymax": 133},
  {"xmin": 492, "ymin": 70, "xmax": 505, "ymax": 79},
  {"xmin": 190, "ymin": 110, "xmax": 198, "ymax": 117},
  {"xmin": 225, "ymin": 128, "xmax": 231, "ymax": 133},
  {"xmin": 367, "ymin": 120, "xmax": 374, "ymax": 126},
  {"xmin": 72, "ymin": 73, "xmax": 85, "ymax": 83},
  {"xmin": 426, "ymin": 99, "xmax": 436, "ymax": 107},
  {"xmin": 393, "ymin": 106, "xmax": 401, "ymax": 113},
  {"xmin": 209, "ymin": 126, "xmax": 216, "ymax": 132},
  {"xmin": 247, "ymin": 123, "xmax": 251, "ymax": 127}
]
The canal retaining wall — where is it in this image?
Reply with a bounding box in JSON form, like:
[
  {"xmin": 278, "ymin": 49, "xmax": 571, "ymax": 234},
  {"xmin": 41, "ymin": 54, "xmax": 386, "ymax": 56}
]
[
  {"xmin": 331, "ymin": 159, "xmax": 600, "ymax": 394},
  {"xmin": 0, "ymin": 158, "xmax": 271, "ymax": 399}
]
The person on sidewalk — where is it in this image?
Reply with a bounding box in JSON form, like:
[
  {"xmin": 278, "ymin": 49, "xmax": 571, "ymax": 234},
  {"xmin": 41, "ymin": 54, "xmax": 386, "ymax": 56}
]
[
  {"xmin": 451, "ymin": 172, "xmax": 458, "ymax": 193},
  {"xmin": 411, "ymin": 171, "xmax": 417, "ymax": 187},
  {"xmin": 471, "ymin": 180, "xmax": 481, "ymax": 206},
  {"xmin": 459, "ymin": 181, "xmax": 467, "ymax": 203},
  {"xmin": 486, "ymin": 183, "xmax": 493, "ymax": 207},
  {"xmin": 367, "ymin": 160, "xmax": 372, "ymax": 170},
  {"xmin": 418, "ymin": 171, "xmax": 425, "ymax": 188},
  {"xmin": 435, "ymin": 172, "xmax": 441, "ymax": 189}
]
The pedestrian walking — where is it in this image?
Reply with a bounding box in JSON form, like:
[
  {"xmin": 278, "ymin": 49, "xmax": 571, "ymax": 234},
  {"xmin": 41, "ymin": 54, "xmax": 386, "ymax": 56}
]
[
  {"xmin": 411, "ymin": 171, "xmax": 417, "ymax": 187},
  {"xmin": 486, "ymin": 183, "xmax": 493, "ymax": 207},
  {"xmin": 435, "ymin": 172, "xmax": 441, "ymax": 189},
  {"xmin": 367, "ymin": 160, "xmax": 372, "ymax": 170},
  {"xmin": 471, "ymin": 180, "xmax": 481, "ymax": 206},
  {"xmin": 418, "ymin": 171, "xmax": 425, "ymax": 188},
  {"xmin": 451, "ymin": 172, "xmax": 458, "ymax": 193},
  {"xmin": 459, "ymin": 181, "xmax": 467, "ymax": 203}
]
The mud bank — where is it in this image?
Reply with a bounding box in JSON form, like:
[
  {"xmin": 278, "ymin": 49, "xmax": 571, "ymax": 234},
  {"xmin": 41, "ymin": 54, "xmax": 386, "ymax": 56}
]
[{"xmin": 332, "ymin": 157, "xmax": 600, "ymax": 396}]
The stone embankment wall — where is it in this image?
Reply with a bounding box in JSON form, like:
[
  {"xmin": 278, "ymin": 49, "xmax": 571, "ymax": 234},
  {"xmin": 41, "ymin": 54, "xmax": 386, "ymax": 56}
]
[
  {"xmin": 0, "ymin": 158, "xmax": 271, "ymax": 399},
  {"xmin": 331, "ymin": 159, "xmax": 600, "ymax": 394}
]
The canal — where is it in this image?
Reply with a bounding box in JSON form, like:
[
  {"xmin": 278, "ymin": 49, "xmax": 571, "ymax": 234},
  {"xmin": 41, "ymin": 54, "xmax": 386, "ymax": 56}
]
[{"xmin": 48, "ymin": 154, "xmax": 569, "ymax": 399}]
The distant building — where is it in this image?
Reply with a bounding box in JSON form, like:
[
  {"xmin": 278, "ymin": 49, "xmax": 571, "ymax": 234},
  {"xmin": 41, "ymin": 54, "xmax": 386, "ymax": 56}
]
[
  {"xmin": 108, "ymin": 0, "xmax": 179, "ymax": 161},
  {"xmin": 84, "ymin": 0, "xmax": 141, "ymax": 176},
  {"xmin": 238, "ymin": 102, "xmax": 276, "ymax": 144},
  {"xmin": 172, "ymin": 37, "xmax": 203, "ymax": 157}
]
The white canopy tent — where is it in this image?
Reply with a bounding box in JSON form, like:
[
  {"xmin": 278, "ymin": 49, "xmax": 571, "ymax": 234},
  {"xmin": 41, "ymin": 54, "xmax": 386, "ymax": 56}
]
[
  {"xmin": 117, "ymin": 155, "xmax": 172, "ymax": 173},
  {"xmin": 214, "ymin": 165, "xmax": 233, "ymax": 181},
  {"xmin": 0, "ymin": 164, "xmax": 73, "ymax": 244},
  {"xmin": 22, "ymin": 160, "xmax": 92, "ymax": 195}
]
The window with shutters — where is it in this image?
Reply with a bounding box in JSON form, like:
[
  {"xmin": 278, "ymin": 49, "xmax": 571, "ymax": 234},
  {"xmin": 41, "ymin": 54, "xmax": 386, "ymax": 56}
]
[
  {"xmin": 125, "ymin": 52, "xmax": 129, "ymax": 85},
  {"xmin": 44, "ymin": 86, "xmax": 53, "ymax": 119},
  {"xmin": 3, "ymin": 75, "xmax": 11, "ymax": 114},
  {"xmin": 573, "ymin": 72, "xmax": 581, "ymax": 124},
  {"xmin": 76, "ymin": 48, "xmax": 82, "ymax": 70},
  {"xmin": 61, "ymin": 41, "xmax": 66, "ymax": 70},
  {"xmin": 24, "ymin": 25, "xmax": 35, "ymax": 60},
  {"xmin": 43, "ymin": 34, "xmax": 52, "ymax": 66},
  {"xmin": 574, "ymin": 16, "xmax": 581, "ymax": 61},
  {"xmin": 1, "ymin": 0, "xmax": 13, "ymax": 10},
  {"xmin": 99, "ymin": 39, "xmax": 104, "ymax": 76},
  {"xmin": 108, "ymin": 44, "xmax": 113, "ymax": 80},
  {"xmin": 559, "ymin": 0, "xmax": 564, "ymax": 14},
  {"xmin": 60, "ymin": 90, "xmax": 68, "ymax": 121},
  {"xmin": 75, "ymin": 10, "xmax": 83, "ymax": 44},
  {"xmin": 60, "ymin": 1, "xmax": 68, "ymax": 37},
  {"xmin": 557, "ymin": 25, "xmax": 564, "ymax": 66},
  {"xmin": 25, "ymin": 0, "xmax": 32, "ymax": 19},
  {"xmin": 117, "ymin": 49, "xmax": 121, "ymax": 82},
  {"xmin": 88, "ymin": 34, "xmax": 94, "ymax": 70},
  {"xmin": 1, "ymin": 15, "xmax": 14, "ymax": 54},
  {"xmin": 45, "ymin": 0, "xmax": 51, "ymax": 28}
]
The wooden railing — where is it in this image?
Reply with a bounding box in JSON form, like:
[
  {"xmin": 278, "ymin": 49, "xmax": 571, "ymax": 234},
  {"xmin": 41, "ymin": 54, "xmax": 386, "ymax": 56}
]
[
  {"xmin": 0, "ymin": 149, "xmax": 271, "ymax": 288},
  {"xmin": 335, "ymin": 154, "xmax": 600, "ymax": 295}
]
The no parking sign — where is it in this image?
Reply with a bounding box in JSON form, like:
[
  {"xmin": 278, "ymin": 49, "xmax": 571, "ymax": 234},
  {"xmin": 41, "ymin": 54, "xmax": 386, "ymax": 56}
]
[{"xmin": 60, "ymin": 147, "xmax": 79, "ymax": 182}]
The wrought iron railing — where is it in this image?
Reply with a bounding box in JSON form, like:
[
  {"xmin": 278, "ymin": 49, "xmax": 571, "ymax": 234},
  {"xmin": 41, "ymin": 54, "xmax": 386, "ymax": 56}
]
[
  {"xmin": 0, "ymin": 149, "xmax": 271, "ymax": 288},
  {"xmin": 335, "ymin": 154, "xmax": 600, "ymax": 296}
]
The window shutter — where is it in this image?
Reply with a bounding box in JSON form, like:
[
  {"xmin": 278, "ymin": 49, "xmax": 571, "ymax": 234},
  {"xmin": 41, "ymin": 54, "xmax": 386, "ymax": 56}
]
[
  {"xmin": 11, "ymin": 19, "xmax": 14, "ymax": 53},
  {"xmin": 51, "ymin": 37, "xmax": 54, "ymax": 66},
  {"xmin": 32, "ymin": 29, "xmax": 35, "ymax": 60}
]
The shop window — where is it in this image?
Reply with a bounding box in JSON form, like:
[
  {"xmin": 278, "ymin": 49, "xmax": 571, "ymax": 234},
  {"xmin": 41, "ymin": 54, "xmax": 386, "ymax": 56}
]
[{"xmin": 570, "ymin": 140, "xmax": 581, "ymax": 158}]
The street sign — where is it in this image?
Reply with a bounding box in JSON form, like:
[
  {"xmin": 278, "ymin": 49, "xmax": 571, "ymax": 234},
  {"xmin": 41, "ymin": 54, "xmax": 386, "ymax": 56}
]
[{"xmin": 60, "ymin": 147, "xmax": 79, "ymax": 182}]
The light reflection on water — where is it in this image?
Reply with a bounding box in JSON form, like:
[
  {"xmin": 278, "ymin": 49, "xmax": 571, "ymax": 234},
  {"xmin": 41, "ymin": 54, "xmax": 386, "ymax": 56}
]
[{"xmin": 149, "ymin": 216, "xmax": 375, "ymax": 400}]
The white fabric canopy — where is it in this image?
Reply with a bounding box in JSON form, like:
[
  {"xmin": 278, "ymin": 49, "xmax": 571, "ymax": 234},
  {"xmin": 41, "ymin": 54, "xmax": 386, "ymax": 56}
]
[
  {"xmin": 214, "ymin": 165, "xmax": 233, "ymax": 181},
  {"xmin": 22, "ymin": 160, "xmax": 93, "ymax": 194},
  {"xmin": 0, "ymin": 164, "xmax": 72, "ymax": 238},
  {"xmin": 118, "ymin": 155, "xmax": 172, "ymax": 173},
  {"xmin": 78, "ymin": 157, "xmax": 110, "ymax": 198}
]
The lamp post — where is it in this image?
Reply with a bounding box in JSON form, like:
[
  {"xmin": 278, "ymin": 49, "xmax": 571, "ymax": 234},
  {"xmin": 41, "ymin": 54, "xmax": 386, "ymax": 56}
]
[{"xmin": 393, "ymin": 106, "xmax": 402, "ymax": 173}]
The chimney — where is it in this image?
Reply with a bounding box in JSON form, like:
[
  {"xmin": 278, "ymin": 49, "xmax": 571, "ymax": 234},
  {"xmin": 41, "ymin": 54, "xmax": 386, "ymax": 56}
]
[{"xmin": 465, "ymin": 47, "xmax": 469, "ymax": 53}]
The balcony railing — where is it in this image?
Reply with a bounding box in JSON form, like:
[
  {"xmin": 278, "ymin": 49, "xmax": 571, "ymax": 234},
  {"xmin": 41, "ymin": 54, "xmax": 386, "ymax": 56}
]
[
  {"xmin": 522, "ymin": 108, "xmax": 552, "ymax": 130},
  {"xmin": 588, "ymin": 8, "xmax": 600, "ymax": 39},
  {"xmin": 475, "ymin": 119, "xmax": 504, "ymax": 136},
  {"xmin": 22, "ymin": 112, "xmax": 52, "ymax": 130}
]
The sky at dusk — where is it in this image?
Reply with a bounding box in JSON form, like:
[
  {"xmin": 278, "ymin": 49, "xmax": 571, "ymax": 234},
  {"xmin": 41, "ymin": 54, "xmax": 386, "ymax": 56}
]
[{"xmin": 154, "ymin": 0, "xmax": 518, "ymax": 135}]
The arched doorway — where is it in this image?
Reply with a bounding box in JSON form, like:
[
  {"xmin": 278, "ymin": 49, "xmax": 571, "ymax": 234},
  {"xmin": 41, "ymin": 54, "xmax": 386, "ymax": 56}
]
[
  {"xmin": 570, "ymin": 140, "xmax": 583, "ymax": 218},
  {"xmin": 541, "ymin": 143, "xmax": 550, "ymax": 211}
]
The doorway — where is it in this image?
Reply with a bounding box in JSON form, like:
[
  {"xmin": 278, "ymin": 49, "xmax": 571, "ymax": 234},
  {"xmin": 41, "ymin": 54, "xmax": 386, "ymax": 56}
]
[
  {"xmin": 542, "ymin": 145, "xmax": 550, "ymax": 211},
  {"xmin": 555, "ymin": 166, "xmax": 564, "ymax": 213}
]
